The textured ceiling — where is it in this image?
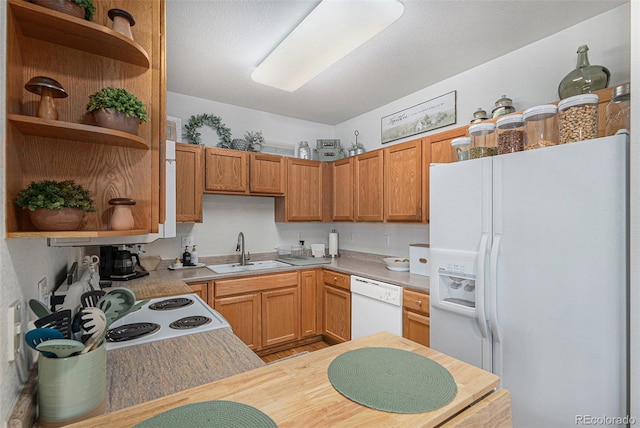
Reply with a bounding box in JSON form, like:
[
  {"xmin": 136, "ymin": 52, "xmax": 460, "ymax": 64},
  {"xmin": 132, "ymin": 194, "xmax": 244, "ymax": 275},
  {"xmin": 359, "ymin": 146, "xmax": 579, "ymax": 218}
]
[{"xmin": 166, "ymin": 0, "xmax": 625, "ymax": 125}]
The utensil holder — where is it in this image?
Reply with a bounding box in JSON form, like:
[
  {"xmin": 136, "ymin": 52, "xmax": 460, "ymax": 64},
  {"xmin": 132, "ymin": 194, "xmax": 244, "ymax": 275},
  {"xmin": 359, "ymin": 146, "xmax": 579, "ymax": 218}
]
[{"xmin": 38, "ymin": 342, "xmax": 106, "ymax": 427}]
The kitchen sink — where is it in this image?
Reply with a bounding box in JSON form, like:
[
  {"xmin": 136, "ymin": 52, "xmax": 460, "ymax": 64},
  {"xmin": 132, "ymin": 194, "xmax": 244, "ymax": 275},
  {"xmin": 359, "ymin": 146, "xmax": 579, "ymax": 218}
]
[{"xmin": 207, "ymin": 260, "xmax": 292, "ymax": 274}]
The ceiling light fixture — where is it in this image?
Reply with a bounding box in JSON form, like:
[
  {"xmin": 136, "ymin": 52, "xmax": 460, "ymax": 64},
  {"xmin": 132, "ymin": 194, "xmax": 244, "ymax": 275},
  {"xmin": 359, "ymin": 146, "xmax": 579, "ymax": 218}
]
[{"xmin": 251, "ymin": 0, "xmax": 404, "ymax": 92}]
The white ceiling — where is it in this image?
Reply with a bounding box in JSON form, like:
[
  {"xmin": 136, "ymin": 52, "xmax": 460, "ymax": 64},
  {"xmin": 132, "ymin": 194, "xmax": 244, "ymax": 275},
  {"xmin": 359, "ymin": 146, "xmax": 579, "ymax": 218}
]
[{"xmin": 166, "ymin": 0, "xmax": 625, "ymax": 125}]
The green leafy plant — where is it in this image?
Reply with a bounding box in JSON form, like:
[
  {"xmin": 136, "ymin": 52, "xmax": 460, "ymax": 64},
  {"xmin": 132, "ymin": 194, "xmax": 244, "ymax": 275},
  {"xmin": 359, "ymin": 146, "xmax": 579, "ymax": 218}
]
[
  {"xmin": 243, "ymin": 130, "xmax": 265, "ymax": 146},
  {"xmin": 72, "ymin": 0, "xmax": 96, "ymax": 21},
  {"xmin": 185, "ymin": 113, "xmax": 232, "ymax": 147},
  {"xmin": 86, "ymin": 87, "xmax": 148, "ymax": 122},
  {"xmin": 15, "ymin": 180, "xmax": 96, "ymax": 212}
]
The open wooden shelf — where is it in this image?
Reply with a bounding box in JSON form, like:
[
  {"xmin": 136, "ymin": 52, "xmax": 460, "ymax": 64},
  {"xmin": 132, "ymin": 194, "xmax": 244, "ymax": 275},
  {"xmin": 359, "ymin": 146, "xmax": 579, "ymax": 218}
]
[
  {"xmin": 8, "ymin": 114, "xmax": 149, "ymax": 149},
  {"xmin": 9, "ymin": 0, "xmax": 150, "ymax": 68},
  {"xmin": 7, "ymin": 229, "xmax": 151, "ymax": 239}
]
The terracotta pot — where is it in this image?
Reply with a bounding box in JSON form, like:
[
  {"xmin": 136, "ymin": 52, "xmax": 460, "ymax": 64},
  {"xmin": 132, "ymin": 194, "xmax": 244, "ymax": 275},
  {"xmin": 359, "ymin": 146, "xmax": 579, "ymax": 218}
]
[
  {"xmin": 31, "ymin": 0, "xmax": 85, "ymax": 20},
  {"xmin": 29, "ymin": 208, "xmax": 84, "ymax": 231},
  {"xmin": 93, "ymin": 109, "xmax": 140, "ymax": 134}
]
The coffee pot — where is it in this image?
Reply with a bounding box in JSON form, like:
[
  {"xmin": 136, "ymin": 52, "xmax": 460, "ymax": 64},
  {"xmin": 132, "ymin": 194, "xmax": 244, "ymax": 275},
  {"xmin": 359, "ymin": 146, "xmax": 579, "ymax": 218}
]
[
  {"xmin": 100, "ymin": 245, "xmax": 148, "ymax": 281},
  {"xmin": 112, "ymin": 247, "xmax": 139, "ymax": 276}
]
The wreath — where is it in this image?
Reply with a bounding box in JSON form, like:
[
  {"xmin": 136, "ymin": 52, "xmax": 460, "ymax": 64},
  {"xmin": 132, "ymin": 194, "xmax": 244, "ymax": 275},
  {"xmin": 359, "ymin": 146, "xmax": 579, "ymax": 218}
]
[{"xmin": 185, "ymin": 114, "xmax": 232, "ymax": 147}]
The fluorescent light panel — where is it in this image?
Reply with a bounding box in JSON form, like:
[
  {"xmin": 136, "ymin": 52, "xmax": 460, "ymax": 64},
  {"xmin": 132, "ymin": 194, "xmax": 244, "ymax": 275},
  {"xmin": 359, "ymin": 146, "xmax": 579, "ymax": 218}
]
[{"xmin": 251, "ymin": 0, "xmax": 404, "ymax": 92}]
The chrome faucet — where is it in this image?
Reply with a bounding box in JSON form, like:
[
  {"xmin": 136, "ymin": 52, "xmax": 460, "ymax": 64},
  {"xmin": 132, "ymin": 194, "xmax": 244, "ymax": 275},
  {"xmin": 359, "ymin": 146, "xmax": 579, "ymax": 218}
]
[{"xmin": 235, "ymin": 232, "xmax": 251, "ymax": 265}]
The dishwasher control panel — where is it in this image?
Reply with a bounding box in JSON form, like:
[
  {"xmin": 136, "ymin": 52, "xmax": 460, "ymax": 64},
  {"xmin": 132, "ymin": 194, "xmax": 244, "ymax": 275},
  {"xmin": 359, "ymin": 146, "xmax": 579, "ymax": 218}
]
[{"xmin": 350, "ymin": 275, "xmax": 402, "ymax": 306}]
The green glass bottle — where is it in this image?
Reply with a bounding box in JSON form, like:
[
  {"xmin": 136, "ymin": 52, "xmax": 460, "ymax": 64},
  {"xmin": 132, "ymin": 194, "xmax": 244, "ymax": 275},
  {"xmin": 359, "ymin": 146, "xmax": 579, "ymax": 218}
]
[{"xmin": 558, "ymin": 45, "xmax": 610, "ymax": 100}]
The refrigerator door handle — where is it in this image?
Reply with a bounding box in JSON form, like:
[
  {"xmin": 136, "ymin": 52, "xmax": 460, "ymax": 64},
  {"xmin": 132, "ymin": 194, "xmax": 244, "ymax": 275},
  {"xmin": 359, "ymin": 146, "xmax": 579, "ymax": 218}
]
[
  {"xmin": 488, "ymin": 233, "xmax": 503, "ymax": 345},
  {"xmin": 476, "ymin": 233, "xmax": 490, "ymax": 340}
]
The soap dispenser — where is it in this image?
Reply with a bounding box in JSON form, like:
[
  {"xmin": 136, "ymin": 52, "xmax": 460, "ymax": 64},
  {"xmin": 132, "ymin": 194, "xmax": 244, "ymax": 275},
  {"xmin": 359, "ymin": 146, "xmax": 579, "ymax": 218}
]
[
  {"xmin": 182, "ymin": 246, "xmax": 192, "ymax": 266},
  {"xmin": 191, "ymin": 245, "xmax": 199, "ymax": 265}
]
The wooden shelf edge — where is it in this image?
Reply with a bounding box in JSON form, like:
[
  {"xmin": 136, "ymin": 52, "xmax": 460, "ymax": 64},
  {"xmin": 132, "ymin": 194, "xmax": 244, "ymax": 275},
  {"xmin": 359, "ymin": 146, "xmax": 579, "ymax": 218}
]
[
  {"xmin": 9, "ymin": 0, "xmax": 150, "ymax": 68},
  {"xmin": 8, "ymin": 114, "xmax": 149, "ymax": 150},
  {"xmin": 6, "ymin": 229, "xmax": 150, "ymax": 238}
]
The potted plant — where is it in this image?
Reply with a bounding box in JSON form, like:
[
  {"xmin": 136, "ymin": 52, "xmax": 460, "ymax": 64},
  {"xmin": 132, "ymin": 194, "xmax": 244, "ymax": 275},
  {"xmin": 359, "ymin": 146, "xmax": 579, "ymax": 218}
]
[
  {"xmin": 14, "ymin": 180, "xmax": 95, "ymax": 231},
  {"xmin": 244, "ymin": 130, "xmax": 265, "ymax": 152},
  {"xmin": 86, "ymin": 87, "xmax": 148, "ymax": 134},
  {"xmin": 31, "ymin": 0, "xmax": 96, "ymax": 21}
]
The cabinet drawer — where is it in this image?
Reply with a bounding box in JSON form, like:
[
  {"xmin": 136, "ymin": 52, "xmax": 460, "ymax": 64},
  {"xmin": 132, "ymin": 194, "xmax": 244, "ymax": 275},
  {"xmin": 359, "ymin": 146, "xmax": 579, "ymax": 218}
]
[
  {"xmin": 323, "ymin": 270, "xmax": 350, "ymax": 291},
  {"xmin": 403, "ymin": 289, "xmax": 429, "ymax": 315},
  {"xmin": 215, "ymin": 272, "xmax": 298, "ymax": 297}
]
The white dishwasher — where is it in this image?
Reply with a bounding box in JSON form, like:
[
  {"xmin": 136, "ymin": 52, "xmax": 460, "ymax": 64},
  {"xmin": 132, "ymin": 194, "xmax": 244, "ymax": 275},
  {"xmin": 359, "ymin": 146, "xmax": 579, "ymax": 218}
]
[{"xmin": 351, "ymin": 275, "xmax": 403, "ymax": 340}]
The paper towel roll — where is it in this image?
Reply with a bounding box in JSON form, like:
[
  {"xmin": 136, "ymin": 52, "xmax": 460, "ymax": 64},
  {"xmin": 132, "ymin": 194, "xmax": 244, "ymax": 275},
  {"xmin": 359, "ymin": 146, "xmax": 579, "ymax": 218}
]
[{"xmin": 329, "ymin": 232, "xmax": 339, "ymax": 257}]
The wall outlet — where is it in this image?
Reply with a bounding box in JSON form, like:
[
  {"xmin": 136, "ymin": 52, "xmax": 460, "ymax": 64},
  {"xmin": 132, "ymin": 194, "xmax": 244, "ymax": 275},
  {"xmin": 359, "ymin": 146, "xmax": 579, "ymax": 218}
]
[{"xmin": 181, "ymin": 236, "xmax": 194, "ymax": 248}]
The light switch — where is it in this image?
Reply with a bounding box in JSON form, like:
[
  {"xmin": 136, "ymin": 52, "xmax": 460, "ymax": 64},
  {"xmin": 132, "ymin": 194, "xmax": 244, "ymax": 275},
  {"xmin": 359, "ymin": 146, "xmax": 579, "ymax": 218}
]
[{"xmin": 7, "ymin": 301, "xmax": 21, "ymax": 362}]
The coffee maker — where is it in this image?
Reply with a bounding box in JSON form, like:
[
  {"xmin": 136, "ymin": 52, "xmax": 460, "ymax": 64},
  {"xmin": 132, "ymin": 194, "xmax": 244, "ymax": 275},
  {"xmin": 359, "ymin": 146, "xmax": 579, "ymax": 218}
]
[{"xmin": 99, "ymin": 245, "xmax": 149, "ymax": 281}]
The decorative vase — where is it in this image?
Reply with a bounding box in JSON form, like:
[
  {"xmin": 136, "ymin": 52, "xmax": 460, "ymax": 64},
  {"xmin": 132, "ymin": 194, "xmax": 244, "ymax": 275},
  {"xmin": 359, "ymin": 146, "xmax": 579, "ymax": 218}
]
[
  {"xmin": 93, "ymin": 109, "xmax": 140, "ymax": 134},
  {"xmin": 31, "ymin": 0, "xmax": 85, "ymax": 20},
  {"xmin": 29, "ymin": 207, "xmax": 84, "ymax": 231},
  {"xmin": 558, "ymin": 45, "xmax": 610, "ymax": 100},
  {"xmin": 109, "ymin": 198, "xmax": 135, "ymax": 230}
]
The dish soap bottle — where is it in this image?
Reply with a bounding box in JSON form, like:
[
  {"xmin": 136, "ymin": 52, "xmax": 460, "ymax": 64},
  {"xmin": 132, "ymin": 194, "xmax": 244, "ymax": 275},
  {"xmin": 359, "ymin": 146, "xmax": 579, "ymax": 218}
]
[
  {"xmin": 191, "ymin": 245, "xmax": 199, "ymax": 265},
  {"xmin": 182, "ymin": 246, "xmax": 192, "ymax": 266}
]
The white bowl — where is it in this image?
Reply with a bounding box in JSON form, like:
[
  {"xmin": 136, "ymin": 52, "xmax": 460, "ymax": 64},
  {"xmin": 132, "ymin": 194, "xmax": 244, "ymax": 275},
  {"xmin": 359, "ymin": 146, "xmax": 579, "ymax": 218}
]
[{"xmin": 383, "ymin": 257, "xmax": 410, "ymax": 272}]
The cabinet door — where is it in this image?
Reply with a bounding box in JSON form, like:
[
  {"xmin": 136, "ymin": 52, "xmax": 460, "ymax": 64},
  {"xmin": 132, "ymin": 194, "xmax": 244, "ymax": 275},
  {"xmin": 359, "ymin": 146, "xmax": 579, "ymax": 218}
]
[
  {"xmin": 262, "ymin": 286, "xmax": 300, "ymax": 348},
  {"xmin": 187, "ymin": 280, "xmax": 209, "ymax": 305},
  {"xmin": 214, "ymin": 293, "xmax": 260, "ymax": 350},
  {"xmin": 284, "ymin": 158, "xmax": 323, "ymax": 221},
  {"xmin": 300, "ymin": 270, "xmax": 320, "ymax": 337},
  {"xmin": 402, "ymin": 310, "xmax": 430, "ymax": 347},
  {"xmin": 354, "ymin": 151, "xmax": 384, "ymax": 221},
  {"xmin": 332, "ymin": 157, "xmax": 354, "ymax": 221},
  {"xmin": 205, "ymin": 147, "xmax": 248, "ymax": 193},
  {"xmin": 431, "ymin": 140, "xmax": 456, "ymax": 164},
  {"xmin": 175, "ymin": 143, "xmax": 203, "ymax": 223},
  {"xmin": 322, "ymin": 284, "xmax": 351, "ymax": 343},
  {"xmin": 384, "ymin": 139, "xmax": 422, "ymax": 222},
  {"xmin": 250, "ymin": 153, "xmax": 285, "ymax": 195}
]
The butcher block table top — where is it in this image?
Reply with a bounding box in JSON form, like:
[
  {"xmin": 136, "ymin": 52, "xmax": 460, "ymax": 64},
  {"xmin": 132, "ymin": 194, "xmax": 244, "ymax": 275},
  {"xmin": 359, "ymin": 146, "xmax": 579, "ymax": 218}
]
[{"xmin": 67, "ymin": 332, "xmax": 506, "ymax": 428}]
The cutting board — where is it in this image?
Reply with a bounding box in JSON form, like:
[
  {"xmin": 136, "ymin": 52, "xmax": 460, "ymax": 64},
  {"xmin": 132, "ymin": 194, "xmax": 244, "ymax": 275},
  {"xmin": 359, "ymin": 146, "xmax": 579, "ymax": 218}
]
[{"xmin": 277, "ymin": 257, "xmax": 332, "ymax": 267}]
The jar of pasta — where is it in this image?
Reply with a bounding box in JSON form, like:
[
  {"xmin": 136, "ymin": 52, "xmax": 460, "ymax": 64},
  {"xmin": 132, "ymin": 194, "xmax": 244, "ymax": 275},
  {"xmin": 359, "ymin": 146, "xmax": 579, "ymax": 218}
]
[
  {"xmin": 558, "ymin": 94, "xmax": 599, "ymax": 144},
  {"xmin": 496, "ymin": 114, "xmax": 524, "ymax": 154},
  {"xmin": 469, "ymin": 123, "xmax": 497, "ymax": 159},
  {"xmin": 522, "ymin": 104, "xmax": 559, "ymax": 150}
]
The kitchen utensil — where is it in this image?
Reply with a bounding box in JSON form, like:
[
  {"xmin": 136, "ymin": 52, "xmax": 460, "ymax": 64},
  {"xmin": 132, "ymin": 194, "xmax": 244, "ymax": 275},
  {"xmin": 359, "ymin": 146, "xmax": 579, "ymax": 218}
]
[
  {"xmin": 29, "ymin": 299, "xmax": 51, "ymax": 318},
  {"xmin": 78, "ymin": 307, "xmax": 107, "ymax": 353},
  {"xmin": 129, "ymin": 299, "xmax": 150, "ymax": 313},
  {"xmin": 81, "ymin": 290, "xmax": 106, "ymax": 308},
  {"xmin": 97, "ymin": 287, "xmax": 136, "ymax": 324},
  {"xmin": 25, "ymin": 328, "xmax": 64, "ymax": 358},
  {"xmin": 36, "ymin": 339, "xmax": 85, "ymax": 358},
  {"xmin": 62, "ymin": 278, "xmax": 92, "ymax": 316},
  {"xmin": 34, "ymin": 309, "xmax": 72, "ymax": 339}
]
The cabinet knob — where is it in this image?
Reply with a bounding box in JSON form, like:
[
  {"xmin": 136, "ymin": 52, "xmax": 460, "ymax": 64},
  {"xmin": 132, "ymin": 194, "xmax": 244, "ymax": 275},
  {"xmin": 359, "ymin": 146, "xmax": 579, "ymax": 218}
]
[
  {"xmin": 333, "ymin": 276, "xmax": 338, "ymax": 282},
  {"xmin": 415, "ymin": 300, "xmax": 422, "ymax": 306}
]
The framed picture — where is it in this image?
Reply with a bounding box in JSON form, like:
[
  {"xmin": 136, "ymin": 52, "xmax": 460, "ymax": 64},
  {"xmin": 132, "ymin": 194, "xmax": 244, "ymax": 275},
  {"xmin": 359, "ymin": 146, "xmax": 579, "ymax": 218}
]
[
  {"xmin": 381, "ymin": 91, "xmax": 456, "ymax": 144},
  {"xmin": 166, "ymin": 115, "xmax": 182, "ymax": 142}
]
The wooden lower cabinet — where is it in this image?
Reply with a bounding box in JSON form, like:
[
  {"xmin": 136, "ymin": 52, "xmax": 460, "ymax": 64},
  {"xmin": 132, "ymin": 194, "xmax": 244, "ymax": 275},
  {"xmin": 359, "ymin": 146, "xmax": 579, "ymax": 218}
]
[
  {"xmin": 187, "ymin": 280, "xmax": 210, "ymax": 304},
  {"xmin": 215, "ymin": 293, "xmax": 260, "ymax": 350},
  {"xmin": 322, "ymin": 270, "xmax": 351, "ymax": 343},
  {"xmin": 402, "ymin": 288, "xmax": 430, "ymax": 347},
  {"xmin": 213, "ymin": 272, "xmax": 300, "ymax": 351},
  {"xmin": 300, "ymin": 269, "xmax": 321, "ymax": 337}
]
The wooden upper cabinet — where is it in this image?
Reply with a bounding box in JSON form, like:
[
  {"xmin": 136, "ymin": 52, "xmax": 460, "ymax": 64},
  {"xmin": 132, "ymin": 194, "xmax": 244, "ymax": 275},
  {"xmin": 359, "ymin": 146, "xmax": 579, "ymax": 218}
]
[
  {"xmin": 429, "ymin": 126, "xmax": 469, "ymax": 164},
  {"xmin": 5, "ymin": 0, "xmax": 164, "ymax": 237},
  {"xmin": 175, "ymin": 143, "xmax": 203, "ymax": 223},
  {"xmin": 276, "ymin": 158, "xmax": 323, "ymax": 222},
  {"xmin": 249, "ymin": 153, "xmax": 285, "ymax": 195},
  {"xmin": 384, "ymin": 139, "xmax": 423, "ymax": 222},
  {"xmin": 204, "ymin": 147, "xmax": 249, "ymax": 193},
  {"xmin": 354, "ymin": 151, "xmax": 384, "ymax": 222},
  {"xmin": 332, "ymin": 157, "xmax": 354, "ymax": 221}
]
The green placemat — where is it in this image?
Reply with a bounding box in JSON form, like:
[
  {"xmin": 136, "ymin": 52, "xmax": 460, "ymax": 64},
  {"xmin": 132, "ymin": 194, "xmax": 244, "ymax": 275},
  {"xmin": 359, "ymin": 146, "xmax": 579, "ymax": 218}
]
[
  {"xmin": 327, "ymin": 347, "xmax": 457, "ymax": 414},
  {"xmin": 134, "ymin": 400, "xmax": 277, "ymax": 428}
]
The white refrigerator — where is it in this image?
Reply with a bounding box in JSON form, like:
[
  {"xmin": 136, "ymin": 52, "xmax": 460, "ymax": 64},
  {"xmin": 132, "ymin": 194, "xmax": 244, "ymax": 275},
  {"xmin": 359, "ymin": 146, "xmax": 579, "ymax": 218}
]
[{"xmin": 429, "ymin": 134, "xmax": 628, "ymax": 427}]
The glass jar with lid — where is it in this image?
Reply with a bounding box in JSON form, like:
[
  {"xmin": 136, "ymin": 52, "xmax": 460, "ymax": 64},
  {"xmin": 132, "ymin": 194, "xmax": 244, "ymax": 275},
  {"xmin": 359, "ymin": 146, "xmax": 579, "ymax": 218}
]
[
  {"xmin": 496, "ymin": 114, "xmax": 524, "ymax": 154},
  {"xmin": 558, "ymin": 94, "xmax": 599, "ymax": 144},
  {"xmin": 522, "ymin": 104, "xmax": 559, "ymax": 150},
  {"xmin": 450, "ymin": 137, "xmax": 471, "ymax": 161},
  {"xmin": 605, "ymin": 83, "xmax": 630, "ymax": 136},
  {"xmin": 468, "ymin": 123, "xmax": 497, "ymax": 159}
]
